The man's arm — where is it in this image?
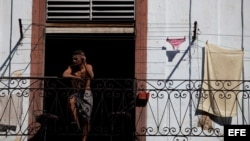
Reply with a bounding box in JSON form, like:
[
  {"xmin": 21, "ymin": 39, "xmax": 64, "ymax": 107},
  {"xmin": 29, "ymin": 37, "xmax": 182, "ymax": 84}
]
[
  {"xmin": 82, "ymin": 56, "xmax": 94, "ymax": 79},
  {"xmin": 86, "ymin": 64, "xmax": 94, "ymax": 79},
  {"xmin": 63, "ymin": 66, "xmax": 79, "ymax": 79}
]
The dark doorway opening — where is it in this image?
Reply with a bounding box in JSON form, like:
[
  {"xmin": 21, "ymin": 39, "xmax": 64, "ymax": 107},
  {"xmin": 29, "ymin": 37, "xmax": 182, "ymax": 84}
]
[
  {"xmin": 45, "ymin": 33, "xmax": 135, "ymax": 79},
  {"xmin": 43, "ymin": 33, "xmax": 135, "ymax": 141}
]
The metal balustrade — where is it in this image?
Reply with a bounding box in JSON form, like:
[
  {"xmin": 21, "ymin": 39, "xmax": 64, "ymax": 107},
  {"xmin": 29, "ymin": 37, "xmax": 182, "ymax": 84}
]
[{"xmin": 0, "ymin": 77, "xmax": 249, "ymax": 141}]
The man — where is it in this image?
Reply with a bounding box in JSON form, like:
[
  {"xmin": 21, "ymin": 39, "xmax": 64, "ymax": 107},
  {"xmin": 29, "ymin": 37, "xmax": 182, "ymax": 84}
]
[{"xmin": 63, "ymin": 50, "xmax": 94, "ymax": 141}]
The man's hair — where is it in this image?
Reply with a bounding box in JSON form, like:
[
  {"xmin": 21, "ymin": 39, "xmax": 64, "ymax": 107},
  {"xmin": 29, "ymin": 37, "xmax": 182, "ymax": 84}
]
[{"xmin": 73, "ymin": 50, "xmax": 84, "ymax": 56}]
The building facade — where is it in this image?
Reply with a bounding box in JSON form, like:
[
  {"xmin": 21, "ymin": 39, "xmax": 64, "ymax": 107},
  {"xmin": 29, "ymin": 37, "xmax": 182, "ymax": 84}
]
[{"xmin": 0, "ymin": 0, "xmax": 249, "ymax": 141}]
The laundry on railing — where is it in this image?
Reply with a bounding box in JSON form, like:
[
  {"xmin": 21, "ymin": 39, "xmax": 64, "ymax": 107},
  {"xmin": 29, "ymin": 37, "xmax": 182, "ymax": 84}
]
[
  {"xmin": 198, "ymin": 43, "xmax": 244, "ymax": 117},
  {"xmin": 0, "ymin": 93, "xmax": 23, "ymax": 132}
]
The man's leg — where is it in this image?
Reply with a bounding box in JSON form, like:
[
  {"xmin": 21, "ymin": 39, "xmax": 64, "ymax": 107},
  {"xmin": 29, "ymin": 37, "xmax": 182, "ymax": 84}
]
[
  {"xmin": 82, "ymin": 120, "xmax": 90, "ymax": 141},
  {"xmin": 69, "ymin": 96, "xmax": 80, "ymax": 129}
]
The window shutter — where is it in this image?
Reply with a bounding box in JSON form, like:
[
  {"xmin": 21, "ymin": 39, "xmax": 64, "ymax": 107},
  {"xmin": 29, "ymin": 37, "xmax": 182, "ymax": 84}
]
[{"xmin": 46, "ymin": 0, "xmax": 135, "ymax": 22}]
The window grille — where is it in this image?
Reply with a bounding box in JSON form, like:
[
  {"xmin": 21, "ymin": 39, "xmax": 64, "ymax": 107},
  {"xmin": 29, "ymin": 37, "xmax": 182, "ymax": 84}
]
[{"xmin": 46, "ymin": 0, "xmax": 135, "ymax": 22}]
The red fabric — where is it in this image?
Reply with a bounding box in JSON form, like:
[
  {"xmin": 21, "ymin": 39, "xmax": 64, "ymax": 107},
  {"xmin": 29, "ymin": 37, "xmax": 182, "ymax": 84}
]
[
  {"xmin": 137, "ymin": 91, "xmax": 149, "ymax": 100},
  {"xmin": 166, "ymin": 37, "xmax": 186, "ymax": 50}
]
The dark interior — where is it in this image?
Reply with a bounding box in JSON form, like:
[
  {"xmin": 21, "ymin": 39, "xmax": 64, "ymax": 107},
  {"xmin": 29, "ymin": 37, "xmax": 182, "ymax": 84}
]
[
  {"xmin": 45, "ymin": 33, "xmax": 135, "ymax": 79},
  {"xmin": 43, "ymin": 33, "xmax": 135, "ymax": 141}
]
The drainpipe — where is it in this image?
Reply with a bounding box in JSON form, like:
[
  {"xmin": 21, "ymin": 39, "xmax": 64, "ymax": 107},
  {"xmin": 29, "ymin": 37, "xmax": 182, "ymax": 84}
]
[{"xmin": 241, "ymin": 0, "xmax": 245, "ymax": 124}]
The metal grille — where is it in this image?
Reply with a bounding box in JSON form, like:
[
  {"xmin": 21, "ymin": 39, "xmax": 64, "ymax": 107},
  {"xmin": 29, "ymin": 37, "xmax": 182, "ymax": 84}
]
[
  {"xmin": 1, "ymin": 77, "xmax": 250, "ymax": 141},
  {"xmin": 46, "ymin": 0, "xmax": 135, "ymax": 22}
]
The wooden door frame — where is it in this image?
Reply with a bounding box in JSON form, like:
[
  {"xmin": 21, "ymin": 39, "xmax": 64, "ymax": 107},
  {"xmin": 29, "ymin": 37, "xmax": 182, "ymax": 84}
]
[{"xmin": 31, "ymin": 0, "xmax": 148, "ymax": 141}]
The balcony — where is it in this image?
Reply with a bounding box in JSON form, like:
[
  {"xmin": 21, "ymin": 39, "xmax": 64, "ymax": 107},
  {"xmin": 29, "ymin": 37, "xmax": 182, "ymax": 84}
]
[{"xmin": 0, "ymin": 77, "xmax": 249, "ymax": 141}]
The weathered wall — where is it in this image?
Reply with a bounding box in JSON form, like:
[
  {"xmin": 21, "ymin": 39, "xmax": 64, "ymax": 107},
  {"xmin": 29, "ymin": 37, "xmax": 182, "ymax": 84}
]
[
  {"xmin": 0, "ymin": 0, "xmax": 32, "ymax": 77},
  {"xmin": 146, "ymin": 0, "xmax": 250, "ymax": 141},
  {"xmin": 0, "ymin": 0, "xmax": 32, "ymax": 141}
]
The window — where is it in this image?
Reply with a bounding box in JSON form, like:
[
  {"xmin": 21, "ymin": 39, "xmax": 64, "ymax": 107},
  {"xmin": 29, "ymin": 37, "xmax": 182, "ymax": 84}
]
[{"xmin": 46, "ymin": 0, "xmax": 135, "ymax": 22}]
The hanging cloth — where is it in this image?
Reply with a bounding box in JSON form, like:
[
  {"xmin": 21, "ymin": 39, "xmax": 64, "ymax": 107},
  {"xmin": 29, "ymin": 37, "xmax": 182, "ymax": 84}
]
[
  {"xmin": 0, "ymin": 93, "xmax": 23, "ymax": 131},
  {"xmin": 166, "ymin": 37, "xmax": 185, "ymax": 50},
  {"xmin": 198, "ymin": 43, "xmax": 243, "ymax": 117}
]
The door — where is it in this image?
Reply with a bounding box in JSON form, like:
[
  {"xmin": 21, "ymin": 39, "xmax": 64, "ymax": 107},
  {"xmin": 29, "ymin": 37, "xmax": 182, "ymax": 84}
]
[{"xmin": 44, "ymin": 33, "xmax": 135, "ymax": 141}]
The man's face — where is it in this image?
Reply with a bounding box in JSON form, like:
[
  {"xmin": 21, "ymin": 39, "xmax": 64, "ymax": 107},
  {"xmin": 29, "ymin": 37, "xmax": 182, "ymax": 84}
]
[{"xmin": 72, "ymin": 55, "xmax": 83, "ymax": 66}]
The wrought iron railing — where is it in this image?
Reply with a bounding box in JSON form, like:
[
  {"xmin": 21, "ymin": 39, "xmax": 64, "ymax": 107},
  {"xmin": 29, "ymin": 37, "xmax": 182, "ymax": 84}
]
[{"xmin": 0, "ymin": 77, "xmax": 249, "ymax": 141}]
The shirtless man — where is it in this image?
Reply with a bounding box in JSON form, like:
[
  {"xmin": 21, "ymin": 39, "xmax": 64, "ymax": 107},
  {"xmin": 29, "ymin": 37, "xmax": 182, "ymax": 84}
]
[{"xmin": 63, "ymin": 50, "xmax": 94, "ymax": 141}]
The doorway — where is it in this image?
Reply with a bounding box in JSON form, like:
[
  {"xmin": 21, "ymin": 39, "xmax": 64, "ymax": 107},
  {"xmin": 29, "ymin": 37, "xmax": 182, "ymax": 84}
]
[
  {"xmin": 44, "ymin": 33, "xmax": 135, "ymax": 141},
  {"xmin": 45, "ymin": 33, "xmax": 135, "ymax": 79}
]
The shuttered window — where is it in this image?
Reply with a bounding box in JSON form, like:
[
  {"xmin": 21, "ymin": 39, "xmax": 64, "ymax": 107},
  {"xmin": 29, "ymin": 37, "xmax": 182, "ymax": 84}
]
[{"xmin": 46, "ymin": 0, "xmax": 135, "ymax": 22}]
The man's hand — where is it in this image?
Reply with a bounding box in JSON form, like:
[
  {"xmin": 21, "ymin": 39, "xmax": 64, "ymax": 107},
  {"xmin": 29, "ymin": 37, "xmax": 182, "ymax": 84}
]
[{"xmin": 83, "ymin": 56, "xmax": 87, "ymax": 64}]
